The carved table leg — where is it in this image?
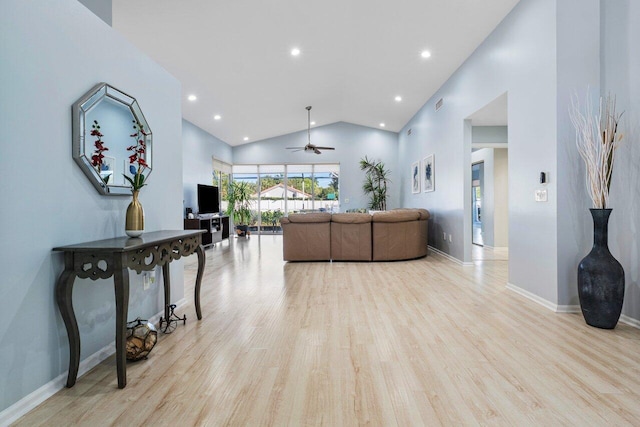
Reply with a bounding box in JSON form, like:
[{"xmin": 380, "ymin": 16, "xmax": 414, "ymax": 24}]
[
  {"xmin": 113, "ymin": 254, "xmax": 129, "ymax": 389},
  {"xmin": 55, "ymin": 252, "xmax": 79, "ymax": 388},
  {"xmin": 195, "ymin": 244, "xmax": 205, "ymax": 320},
  {"xmin": 162, "ymin": 263, "xmax": 171, "ymax": 323}
]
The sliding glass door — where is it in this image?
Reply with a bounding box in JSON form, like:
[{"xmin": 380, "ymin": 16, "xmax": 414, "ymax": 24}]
[
  {"xmin": 285, "ymin": 164, "xmax": 314, "ymax": 214},
  {"xmin": 258, "ymin": 165, "xmax": 285, "ymax": 234},
  {"xmin": 230, "ymin": 163, "xmax": 340, "ymax": 235}
]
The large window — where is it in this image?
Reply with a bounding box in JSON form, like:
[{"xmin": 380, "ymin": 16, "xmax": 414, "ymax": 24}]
[
  {"xmin": 230, "ymin": 164, "xmax": 340, "ymax": 234},
  {"xmin": 258, "ymin": 165, "xmax": 285, "ymax": 233},
  {"xmin": 212, "ymin": 158, "xmax": 232, "ymax": 213}
]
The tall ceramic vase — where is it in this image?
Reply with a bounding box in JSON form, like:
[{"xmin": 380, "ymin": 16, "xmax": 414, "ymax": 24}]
[
  {"xmin": 125, "ymin": 190, "xmax": 144, "ymax": 237},
  {"xmin": 577, "ymin": 208, "xmax": 624, "ymax": 329}
]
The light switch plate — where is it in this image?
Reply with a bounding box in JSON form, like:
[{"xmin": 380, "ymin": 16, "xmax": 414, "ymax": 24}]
[{"xmin": 535, "ymin": 189, "xmax": 548, "ymax": 202}]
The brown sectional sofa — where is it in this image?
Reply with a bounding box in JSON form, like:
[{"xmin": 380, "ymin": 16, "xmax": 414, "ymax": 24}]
[
  {"xmin": 371, "ymin": 209, "xmax": 429, "ymax": 261},
  {"xmin": 280, "ymin": 208, "xmax": 430, "ymax": 262},
  {"xmin": 280, "ymin": 212, "xmax": 332, "ymax": 261},
  {"xmin": 331, "ymin": 213, "xmax": 372, "ymax": 261}
]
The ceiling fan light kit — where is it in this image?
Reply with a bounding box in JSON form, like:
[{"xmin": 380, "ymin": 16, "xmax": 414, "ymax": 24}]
[{"xmin": 286, "ymin": 106, "xmax": 335, "ymax": 155}]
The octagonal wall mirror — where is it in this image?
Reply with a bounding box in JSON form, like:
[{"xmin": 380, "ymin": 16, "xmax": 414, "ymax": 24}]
[{"xmin": 72, "ymin": 83, "xmax": 153, "ymax": 195}]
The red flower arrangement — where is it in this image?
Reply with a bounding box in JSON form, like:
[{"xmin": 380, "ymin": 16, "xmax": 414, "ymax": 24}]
[
  {"xmin": 124, "ymin": 120, "xmax": 150, "ymax": 191},
  {"xmin": 90, "ymin": 120, "xmax": 109, "ymax": 183}
]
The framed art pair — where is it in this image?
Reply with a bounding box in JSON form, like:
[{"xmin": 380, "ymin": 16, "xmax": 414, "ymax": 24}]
[{"xmin": 412, "ymin": 154, "xmax": 434, "ymax": 193}]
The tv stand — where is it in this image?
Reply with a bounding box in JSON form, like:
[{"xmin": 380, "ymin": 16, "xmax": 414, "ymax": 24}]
[{"xmin": 184, "ymin": 215, "xmax": 229, "ymax": 247}]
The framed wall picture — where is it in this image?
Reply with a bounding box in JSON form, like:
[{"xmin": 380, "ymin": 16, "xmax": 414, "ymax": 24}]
[
  {"xmin": 411, "ymin": 161, "xmax": 420, "ymax": 193},
  {"xmin": 423, "ymin": 154, "xmax": 434, "ymax": 192}
]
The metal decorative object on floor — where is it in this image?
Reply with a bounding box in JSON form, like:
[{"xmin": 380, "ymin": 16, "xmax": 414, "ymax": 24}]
[
  {"xmin": 126, "ymin": 318, "xmax": 157, "ymax": 361},
  {"xmin": 159, "ymin": 304, "xmax": 186, "ymax": 333}
]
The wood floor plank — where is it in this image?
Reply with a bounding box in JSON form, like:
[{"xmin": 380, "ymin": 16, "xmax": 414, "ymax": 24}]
[{"xmin": 14, "ymin": 235, "xmax": 640, "ymax": 426}]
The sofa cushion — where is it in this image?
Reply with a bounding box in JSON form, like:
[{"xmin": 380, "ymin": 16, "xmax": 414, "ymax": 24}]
[
  {"xmin": 371, "ymin": 210, "xmax": 420, "ymax": 223},
  {"xmin": 281, "ymin": 221, "xmax": 331, "ymax": 261},
  {"xmin": 286, "ymin": 212, "xmax": 332, "ymax": 223},
  {"xmin": 331, "ymin": 221, "xmax": 372, "ymax": 261},
  {"xmin": 392, "ymin": 208, "xmax": 430, "ymax": 220},
  {"xmin": 331, "ymin": 213, "xmax": 372, "ymax": 224}
]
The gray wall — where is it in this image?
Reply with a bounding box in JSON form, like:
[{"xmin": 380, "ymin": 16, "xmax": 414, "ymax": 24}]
[
  {"xmin": 493, "ymin": 149, "xmax": 509, "ymax": 248},
  {"xmin": 555, "ymin": 0, "xmax": 601, "ymax": 308},
  {"xmin": 599, "ymin": 0, "xmax": 640, "ymax": 320},
  {"xmin": 0, "ymin": 0, "xmax": 183, "ymax": 414},
  {"xmin": 77, "ymin": 0, "xmax": 112, "ymax": 25},
  {"xmin": 470, "ymin": 148, "xmax": 508, "ymax": 249},
  {"xmin": 472, "ymin": 126, "xmax": 508, "ymax": 144},
  {"xmin": 232, "ymin": 122, "xmax": 400, "ymax": 211},
  {"xmin": 398, "ymin": 0, "xmax": 559, "ymax": 306},
  {"xmin": 183, "ymin": 119, "xmax": 233, "ymax": 213},
  {"xmin": 472, "ymin": 149, "xmax": 495, "ymax": 247}
]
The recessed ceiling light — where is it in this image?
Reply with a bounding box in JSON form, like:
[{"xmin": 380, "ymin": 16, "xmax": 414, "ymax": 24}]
[
  {"xmin": 291, "ymin": 48, "xmax": 301, "ymax": 56},
  {"xmin": 214, "ymin": 115, "xmax": 221, "ymax": 120},
  {"xmin": 310, "ymin": 121, "xmax": 316, "ymax": 125},
  {"xmin": 243, "ymin": 137, "xmax": 249, "ymax": 141},
  {"xmin": 187, "ymin": 94, "xmax": 197, "ymax": 101},
  {"xmin": 395, "ymin": 96, "xmax": 402, "ymax": 102},
  {"xmin": 421, "ymin": 50, "xmax": 432, "ymax": 59},
  {"xmin": 380, "ymin": 123, "xmax": 386, "ymax": 127}
]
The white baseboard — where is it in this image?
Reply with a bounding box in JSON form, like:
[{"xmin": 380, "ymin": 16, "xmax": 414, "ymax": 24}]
[
  {"xmin": 505, "ymin": 283, "xmax": 640, "ymax": 328},
  {"xmin": 555, "ymin": 304, "xmax": 581, "ymax": 314},
  {"xmin": 506, "ymin": 283, "xmax": 559, "ymax": 312},
  {"xmin": 506, "ymin": 283, "xmax": 579, "ymax": 313},
  {"xmin": 0, "ymin": 302, "xmax": 185, "ymax": 426},
  {"xmin": 620, "ymin": 314, "xmax": 640, "ymax": 329},
  {"xmin": 428, "ymin": 246, "xmax": 474, "ymax": 266}
]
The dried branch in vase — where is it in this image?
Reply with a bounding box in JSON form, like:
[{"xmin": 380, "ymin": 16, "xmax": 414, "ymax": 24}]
[{"xmin": 569, "ymin": 93, "xmax": 624, "ymax": 209}]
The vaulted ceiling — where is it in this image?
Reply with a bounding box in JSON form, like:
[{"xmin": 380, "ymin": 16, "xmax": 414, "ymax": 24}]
[{"xmin": 113, "ymin": 0, "xmax": 520, "ymax": 146}]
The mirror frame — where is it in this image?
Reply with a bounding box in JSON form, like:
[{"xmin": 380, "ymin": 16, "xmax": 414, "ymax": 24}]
[{"xmin": 72, "ymin": 82, "xmax": 153, "ymax": 195}]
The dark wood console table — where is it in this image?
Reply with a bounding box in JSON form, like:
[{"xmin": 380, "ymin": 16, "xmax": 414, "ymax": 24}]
[{"xmin": 53, "ymin": 230, "xmax": 206, "ymax": 389}]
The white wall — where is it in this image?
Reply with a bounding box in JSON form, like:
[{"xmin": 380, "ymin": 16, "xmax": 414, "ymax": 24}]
[
  {"xmin": 182, "ymin": 119, "xmax": 233, "ymax": 214},
  {"xmin": 470, "ymin": 147, "xmax": 508, "ymax": 249},
  {"xmin": 555, "ymin": 0, "xmax": 601, "ymax": 307},
  {"xmin": 398, "ymin": 0, "xmax": 559, "ymax": 306},
  {"xmin": 232, "ymin": 122, "xmax": 399, "ymax": 211},
  {"xmin": 600, "ymin": 0, "xmax": 640, "ymax": 320},
  {"xmin": 78, "ymin": 0, "xmax": 112, "ymax": 25},
  {"xmin": 0, "ymin": 0, "xmax": 183, "ymax": 413},
  {"xmin": 493, "ymin": 148, "xmax": 509, "ymax": 248},
  {"xmin": 472, "ymin": 149, "xmax": 495, "ymax": 247},
  {"xmin": 473, "ymin": 126, "xmax": 508, "ymax": 144}
]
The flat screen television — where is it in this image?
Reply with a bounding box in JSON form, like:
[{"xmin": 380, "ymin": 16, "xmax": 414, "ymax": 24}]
[{"xmin": 197, "ymin": 184, "xmax": 220, "ymax": 215}]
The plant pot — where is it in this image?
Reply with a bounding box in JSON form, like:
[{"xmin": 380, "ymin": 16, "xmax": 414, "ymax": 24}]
[
  {"xmin": 577, "ymin": 209, "xmax": 624, "ymax": 329},
  {"xmin": 235, "ymin": 224, "xmax": 249, "ymax": 237},
  {"xmin": 125, "ymin": 190, "xmax": 144, "ymax": 237}
]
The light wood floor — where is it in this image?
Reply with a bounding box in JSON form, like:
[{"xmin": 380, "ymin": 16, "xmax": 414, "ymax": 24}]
[
  {"xmin": 472, "ymin": 244, "xmax": 508, "ymax": 261},
  {"xmin": 16, "ymin": 236, "xmax": 640, "ymax": 426}
]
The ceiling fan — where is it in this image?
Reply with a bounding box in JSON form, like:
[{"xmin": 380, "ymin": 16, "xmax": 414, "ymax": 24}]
[{"xmin": 286, "ymin": 106, "xmax": 335, "ymax": 154}]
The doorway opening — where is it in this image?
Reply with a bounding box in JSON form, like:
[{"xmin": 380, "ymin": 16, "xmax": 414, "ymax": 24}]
[
  {"xmin": 465, "ymin": 92, "xmax": 509, "ymax": 262},
  {"xmin": 472, "ymin": 162, "xmax": 484, "ymax": 246}
]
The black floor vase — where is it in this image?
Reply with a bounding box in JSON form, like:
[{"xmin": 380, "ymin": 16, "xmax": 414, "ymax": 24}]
[{"xmin": 577, "ymin": 208, "xmax": 625, "ymax": 329}]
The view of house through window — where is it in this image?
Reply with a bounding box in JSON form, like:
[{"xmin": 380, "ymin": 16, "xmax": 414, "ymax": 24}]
[{"xmin": 230, "ymin": 164, "xmax": 340, "ymax": 235}]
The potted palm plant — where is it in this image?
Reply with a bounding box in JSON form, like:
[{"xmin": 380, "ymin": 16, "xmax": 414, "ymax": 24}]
[
  {"xmin": 360, "ymin": 156, "xmax": 391, "ymax": 211},
  {"xmin": 226, "ymin": 181, "xmax": 253, "ymax": 237}
]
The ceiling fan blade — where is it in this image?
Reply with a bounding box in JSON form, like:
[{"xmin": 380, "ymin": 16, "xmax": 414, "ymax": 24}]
[
  {"xmin": 286, "ymin": 146, "xmax": 305, "ymax": 150},
  {"xmin": 314, "ymin": 149, "xmax": 321, "ymax": 154},
  {"xmin": 314, "ymin": 146, "xmax": 335, "ymax": 150}
]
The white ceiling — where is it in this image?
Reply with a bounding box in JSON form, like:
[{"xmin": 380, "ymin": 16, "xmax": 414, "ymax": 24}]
[{"xmin": 112, "ymin": 0, "xmax": 519, "ymax": 146}]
